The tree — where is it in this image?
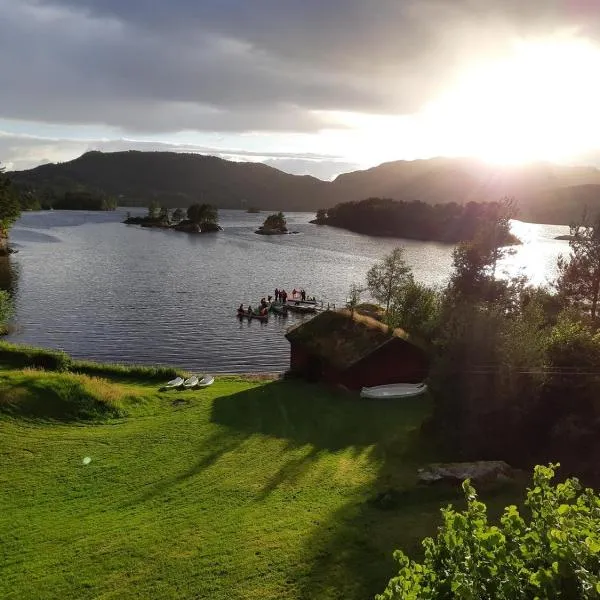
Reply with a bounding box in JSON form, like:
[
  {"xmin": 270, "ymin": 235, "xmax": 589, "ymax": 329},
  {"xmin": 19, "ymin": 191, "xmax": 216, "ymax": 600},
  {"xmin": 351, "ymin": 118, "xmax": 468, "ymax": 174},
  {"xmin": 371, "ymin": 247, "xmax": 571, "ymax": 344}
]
[
  {"xmin": 172, "ymin": 208, "xmax": 184, "ymax": 222},
  {"xmin": 346, "ymin": 283, "xmax": 364, "ymax": 315},
  {"xmin": 187, "ymin": 203, "xmax": 218, "ymax": 225},
  {"xmin": 158, "ymin": 206, "xmax": 170, "ymax": 223},
  {"xmin": 147, "ymin": 200, "xmax": 160, "ymax": 220},
  {"xmin": 389, "ymin": 277, "xmax": 440, "ymax": 340},
  {"xmin": 0, "ymin": 165, "xmax": 21, "ymax": 234},
  {"xmin": 262, "ymin": 212, "xmax": 287, "ymax": 231},
  {"xmin": 377, "ymin": 464, "xmax": 600, "ymax": 600},
  {"xmin": 315, "ymin": 208, "xmax": 328, "ymax": 222},
  {"xmin": 556, "ymin": 216, "xmax": 600, "ymax": 322},
  {"xmin": 366, "ymin": 247, "xmax": 412, "ymax": 322}
]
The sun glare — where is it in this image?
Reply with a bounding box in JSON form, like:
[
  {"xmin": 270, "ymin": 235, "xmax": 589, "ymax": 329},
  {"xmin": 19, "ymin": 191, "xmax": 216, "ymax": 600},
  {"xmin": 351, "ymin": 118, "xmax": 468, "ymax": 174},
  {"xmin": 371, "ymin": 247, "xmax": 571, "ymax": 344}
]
[{"xmin": 421, "ymin": 36, "xmax": 600, "ymax": 164}]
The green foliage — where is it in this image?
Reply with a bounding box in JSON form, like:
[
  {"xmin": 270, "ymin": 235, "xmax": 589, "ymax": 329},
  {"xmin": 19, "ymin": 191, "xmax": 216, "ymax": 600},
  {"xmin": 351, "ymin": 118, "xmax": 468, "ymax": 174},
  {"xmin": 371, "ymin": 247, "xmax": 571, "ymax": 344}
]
[
  {"xmin": 187, "ymin": 202, "xmax": 218, "ymax": 224},
  {"xmin": 0, "ymin": 370, "xmax": 126, "ymax": 421},
  {"xmin": 158, "ymin": 206, "xmax": 169, "ymax": 222},
  {"xmin": 556, "ymin": 217, "xmax": 600, "ymax": 321},
  {"xmin": 324, "ymin": 197, "xmax": 520, "ymax": 244},
  {"xmin": 53, "ymin": 190, "xmax": 116, "ymax": 211},
  {"xmin": 148, "ymin": 199, "xmax": 160, "ymax": 219},
  {"xmin": 366, "ymin": 247, "xmax": 412, "ymax": 320},
  {"xmin": 346, "ymin": 283, "xmax": 364, "ymax": 314},
  {"xmin": 315, "ymin": 208, "xmax": 328, "ymax": 222},
  {"xmin": 389, "ymin": 278, "xmax": 440, "ymax": 341},
  {"xmin": 377, "ymin": 464, "xmax": 600, "ymax": 600},
  {"xmin": 0, "ymin": 290, "xmax": 14, "ymax": 331},
  {"xmin": 262, "ymin": 211, "xmax": 287, "ymax": 231},
  {"xmin": 171, "ymin": 207, "xmax": 184, "ymax": 222},
  {"xmin": 0, "ymin": 342, "xmax": 72, "ymax": 371},
  {"xmin": 0, "ymin": 342, "xmax": 182, "ymax": 380},
  {"xmin": 0, "ymin": 165, "xmax": 22, "ymax": 233},
  {"xmin": 430, "ymin": 292, "xmax": 549, "ymax": 458}
]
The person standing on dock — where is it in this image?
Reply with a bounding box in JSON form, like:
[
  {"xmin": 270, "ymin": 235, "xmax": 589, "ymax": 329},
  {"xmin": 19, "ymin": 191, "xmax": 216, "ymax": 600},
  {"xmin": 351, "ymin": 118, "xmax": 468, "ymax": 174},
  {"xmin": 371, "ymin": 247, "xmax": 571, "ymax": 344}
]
[{"xmin": 301, "ymin": 289, "xmax": 306, "ymax": 301}]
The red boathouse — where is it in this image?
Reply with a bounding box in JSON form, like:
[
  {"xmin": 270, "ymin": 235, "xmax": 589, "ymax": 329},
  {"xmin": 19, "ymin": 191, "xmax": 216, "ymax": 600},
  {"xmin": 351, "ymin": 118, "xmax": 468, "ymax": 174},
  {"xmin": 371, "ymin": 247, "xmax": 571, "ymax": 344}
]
[{"xmin": 285, "ymin": 310, "xmax": 429, "ymax": 390}]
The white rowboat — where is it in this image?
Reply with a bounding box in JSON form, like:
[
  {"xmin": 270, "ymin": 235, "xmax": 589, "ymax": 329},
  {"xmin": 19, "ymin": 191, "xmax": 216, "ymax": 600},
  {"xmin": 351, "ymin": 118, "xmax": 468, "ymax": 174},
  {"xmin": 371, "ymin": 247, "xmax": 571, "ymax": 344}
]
[
  {"xmin": 198, "ymin": 375, "xmax": 214, "ymax": 388},
  {"xmin": 165, "ymin": 377, "xmax": 184, "ymax": 389},
  {"xmin": 183, "ymin": 376, "xmax": 199, "ymax": 389},
  {"xmin": 360, "ymin": 382, "xmax": 427, "ymax": 399}
]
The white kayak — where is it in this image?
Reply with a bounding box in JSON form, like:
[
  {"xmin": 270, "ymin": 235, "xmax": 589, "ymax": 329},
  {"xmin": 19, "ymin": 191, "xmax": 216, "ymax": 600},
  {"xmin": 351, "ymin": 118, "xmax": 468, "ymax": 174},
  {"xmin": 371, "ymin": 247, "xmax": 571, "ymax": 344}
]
[
  {"xmin": 197, "ymin": 375, "xmax": 214, "ymax": 388},
  {"xmin": 183, "ymin": 376, "xmax": 199, "ymax": 389},
  {"xmin": 360, "ymin": 382, "xmax": 427, "ymax": 399},
  {"xmin": 165, "ymin": 377, "xmax": 184, "ymax": 389}
]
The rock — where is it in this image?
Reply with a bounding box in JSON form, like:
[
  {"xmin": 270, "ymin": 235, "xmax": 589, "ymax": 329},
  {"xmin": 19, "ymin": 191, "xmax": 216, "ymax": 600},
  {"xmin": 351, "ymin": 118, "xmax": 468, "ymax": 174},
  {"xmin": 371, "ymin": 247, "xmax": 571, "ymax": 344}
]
[
  {"xmin": 417, "ymin": 461, "xmax": 514, "ymax": 485},
  {"xmin": 555, "ymin": 235, "xmax": 575, "ymax": 241}
]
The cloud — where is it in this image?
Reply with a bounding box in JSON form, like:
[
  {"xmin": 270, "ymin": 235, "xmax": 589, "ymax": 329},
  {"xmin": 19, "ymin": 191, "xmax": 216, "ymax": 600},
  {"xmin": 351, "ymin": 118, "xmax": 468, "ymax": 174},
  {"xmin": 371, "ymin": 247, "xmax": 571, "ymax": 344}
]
[
  {"xmin": 2, "ymin": 0, "xmax": 600, "ymax": 176},
  {"xmin": 4, "ymin": 0, "xmax": 599, "ymax": 136}
]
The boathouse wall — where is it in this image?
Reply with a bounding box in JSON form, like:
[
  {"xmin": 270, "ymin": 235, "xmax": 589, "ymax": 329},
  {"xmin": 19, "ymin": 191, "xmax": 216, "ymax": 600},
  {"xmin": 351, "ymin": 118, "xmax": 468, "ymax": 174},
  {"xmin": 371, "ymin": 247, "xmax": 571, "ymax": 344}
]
[{"xmin": 288, "ymin": 337, "xmax": 429, "ymax": 391}]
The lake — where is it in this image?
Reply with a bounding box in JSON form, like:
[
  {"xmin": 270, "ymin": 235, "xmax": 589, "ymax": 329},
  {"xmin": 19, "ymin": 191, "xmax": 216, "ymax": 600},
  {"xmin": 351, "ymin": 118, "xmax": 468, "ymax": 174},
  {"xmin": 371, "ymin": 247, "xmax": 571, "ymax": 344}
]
[{"xmin": 5, "ymin": 209, "xmax": 570, "ymax": 372}]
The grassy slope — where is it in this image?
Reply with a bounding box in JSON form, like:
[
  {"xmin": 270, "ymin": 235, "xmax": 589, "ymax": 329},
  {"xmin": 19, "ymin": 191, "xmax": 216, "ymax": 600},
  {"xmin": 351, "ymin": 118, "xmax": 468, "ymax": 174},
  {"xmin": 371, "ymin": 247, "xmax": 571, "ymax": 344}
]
[{"xmin": 0, "ymin": 370, "xmax": 521, "ymax": 600}]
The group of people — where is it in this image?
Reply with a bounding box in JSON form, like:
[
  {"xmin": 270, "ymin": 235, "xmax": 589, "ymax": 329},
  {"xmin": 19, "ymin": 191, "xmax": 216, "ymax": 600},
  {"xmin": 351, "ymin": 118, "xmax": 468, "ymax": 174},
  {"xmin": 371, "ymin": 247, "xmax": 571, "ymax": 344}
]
[
  {"xmin": 238, "ymin": 296, "xmax": 271, "ymax": 316},
  {"xmin": 274, "ymin": 288, "xmax": 311, "ymax": 302},
  {"xmin": 239, "ymin": 288, "xmax": 315, "ymax": 317}
]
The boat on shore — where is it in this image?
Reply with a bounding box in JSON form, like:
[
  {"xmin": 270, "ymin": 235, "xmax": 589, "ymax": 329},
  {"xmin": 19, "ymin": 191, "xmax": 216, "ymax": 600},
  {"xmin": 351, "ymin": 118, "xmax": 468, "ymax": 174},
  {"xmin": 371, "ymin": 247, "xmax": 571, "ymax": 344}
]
[{"xmin": 360, "ymin": 382, "xmax": 427, "ymax": 399}]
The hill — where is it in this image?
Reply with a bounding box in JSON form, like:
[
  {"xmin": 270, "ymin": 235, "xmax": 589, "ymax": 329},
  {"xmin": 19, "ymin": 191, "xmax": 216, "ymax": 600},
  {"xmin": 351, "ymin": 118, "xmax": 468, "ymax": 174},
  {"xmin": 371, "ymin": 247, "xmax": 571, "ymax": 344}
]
[
  {"xmin": 10, "ymin": 151, "xmax": 336, "ymax": 212},
  {"xmin": 11, "ymin": 151, "xmax": 600, "ymax": 223},
  {"xmin": 332, "ymin": 158, "xmax": 600, "ymax": 224}
]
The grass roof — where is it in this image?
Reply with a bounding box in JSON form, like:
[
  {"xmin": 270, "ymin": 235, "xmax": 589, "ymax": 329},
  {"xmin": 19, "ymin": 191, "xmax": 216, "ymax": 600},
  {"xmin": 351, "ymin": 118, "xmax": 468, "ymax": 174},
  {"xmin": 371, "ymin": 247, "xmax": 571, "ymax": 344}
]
[{"xmin": 285, "ymin": 309, "xmax": 412, "ymax": 370}]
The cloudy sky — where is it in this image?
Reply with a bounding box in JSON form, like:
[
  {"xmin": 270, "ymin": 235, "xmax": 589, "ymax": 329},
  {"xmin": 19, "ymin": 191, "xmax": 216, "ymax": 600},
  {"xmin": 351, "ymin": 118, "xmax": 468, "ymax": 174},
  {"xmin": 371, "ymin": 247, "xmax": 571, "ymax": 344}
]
[{"xmin": 2, "ymin": 0, "xmax": 600, "ymax": 179}]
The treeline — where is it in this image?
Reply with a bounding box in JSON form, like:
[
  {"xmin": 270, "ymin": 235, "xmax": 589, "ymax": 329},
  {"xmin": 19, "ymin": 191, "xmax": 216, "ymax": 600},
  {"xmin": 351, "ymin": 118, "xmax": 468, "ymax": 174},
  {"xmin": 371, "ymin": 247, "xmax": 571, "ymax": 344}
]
[
  {"xmin": 368, "ymin": 224, "xmax": 600, "ymax": 594},
  {"xmin": 13, "ymin": 181, "xmax": 116, "ymax": 211},
  {"xmin": 315, "ymin": 197, "xmax": 520, "ymax": 245},
  {"xmin": 354, "ymin": 210, "xmax": 600, "ymax": 483}
]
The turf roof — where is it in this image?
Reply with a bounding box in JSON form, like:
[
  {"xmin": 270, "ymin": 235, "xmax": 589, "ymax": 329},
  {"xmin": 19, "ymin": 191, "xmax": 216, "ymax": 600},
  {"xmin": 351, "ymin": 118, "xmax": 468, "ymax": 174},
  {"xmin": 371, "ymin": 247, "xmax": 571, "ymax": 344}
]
[{"xmin": 285, "ymin": 309, "xmax": 412, "ymax": 370}]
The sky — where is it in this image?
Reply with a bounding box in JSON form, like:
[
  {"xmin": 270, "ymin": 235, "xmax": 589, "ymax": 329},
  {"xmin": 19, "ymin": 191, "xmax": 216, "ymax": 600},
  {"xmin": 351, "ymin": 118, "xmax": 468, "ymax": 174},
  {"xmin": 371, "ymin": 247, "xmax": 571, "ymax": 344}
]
[{"xmin": 2, "ymin": 0, "xmax": 600, "ymax": 179}]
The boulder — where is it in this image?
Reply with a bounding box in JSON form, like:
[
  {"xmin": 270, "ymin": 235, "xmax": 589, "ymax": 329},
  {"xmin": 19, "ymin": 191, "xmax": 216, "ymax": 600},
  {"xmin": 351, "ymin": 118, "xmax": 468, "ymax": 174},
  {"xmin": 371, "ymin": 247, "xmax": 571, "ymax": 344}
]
[{"xmin": 418, "ymin": 461, "xmax": 514, "ymax": 485}]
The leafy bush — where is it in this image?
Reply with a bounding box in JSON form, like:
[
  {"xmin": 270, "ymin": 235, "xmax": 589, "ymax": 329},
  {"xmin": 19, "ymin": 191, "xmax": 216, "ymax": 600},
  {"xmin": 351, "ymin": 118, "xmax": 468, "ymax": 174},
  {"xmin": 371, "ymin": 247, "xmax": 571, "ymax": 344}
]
[
  {"xmin": 71, "ymin": 359, "xmax": 181, "ymax": 381},
  {"xmin": 377, "ymin": 464, "xmax": 600, "ymax": 599},
  {"xmin": 0, "ymin": 370, "xmax": 126, "ymax": 421},
  {"xmin": 0, "ymin": 342, "xmax": 72, "ymax": 371}
]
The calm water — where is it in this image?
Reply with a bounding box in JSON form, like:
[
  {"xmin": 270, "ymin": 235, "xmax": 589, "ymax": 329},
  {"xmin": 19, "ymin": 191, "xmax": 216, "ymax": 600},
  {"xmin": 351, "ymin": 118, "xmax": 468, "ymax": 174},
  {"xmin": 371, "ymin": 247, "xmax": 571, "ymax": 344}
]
[{"xmin": 5, "ymin": 209, "xmax": 570, "ymax": 372}]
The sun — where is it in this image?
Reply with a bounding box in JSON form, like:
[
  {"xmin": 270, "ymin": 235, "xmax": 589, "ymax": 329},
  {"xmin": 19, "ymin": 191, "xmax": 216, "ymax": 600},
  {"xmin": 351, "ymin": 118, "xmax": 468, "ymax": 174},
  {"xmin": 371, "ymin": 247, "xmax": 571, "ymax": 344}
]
[{"xmin": 420, "ymin": 36, "xmax": 600, "ymax": 164}]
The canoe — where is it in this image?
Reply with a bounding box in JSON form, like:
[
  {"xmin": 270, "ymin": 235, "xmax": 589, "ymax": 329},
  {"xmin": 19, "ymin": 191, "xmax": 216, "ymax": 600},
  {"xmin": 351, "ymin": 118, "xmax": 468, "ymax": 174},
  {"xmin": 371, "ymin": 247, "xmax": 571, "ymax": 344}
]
[
  {"xmin": 183, "ymin": 376, "xmax": 198, "ymax": 389},
  {"xmin": 165, "ymin": 376, "xmax": 184, "ymax": 389},
  {"xmin": 198, "ymin": 374, "xmax": 214, "ymax": 388},
  {"xmin": 360, "ymin": 382, "xmax": 427, "ymax": 399},
  {"xmin": 237, "ymin": 310, "xmax": 268, "ymax": 321}
]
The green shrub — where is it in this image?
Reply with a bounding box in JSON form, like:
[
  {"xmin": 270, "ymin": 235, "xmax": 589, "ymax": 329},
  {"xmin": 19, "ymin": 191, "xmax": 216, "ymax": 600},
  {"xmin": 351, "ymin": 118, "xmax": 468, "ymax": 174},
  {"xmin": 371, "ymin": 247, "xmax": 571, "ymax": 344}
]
[
  {"xmin": 0, "ymin": 342, "xmax": 72, "ymax": 371},
  {"xmin": 0, "ymin": 370, "xmax": 126, "ymax": 421},
  {"xmin": 70, "ymin": 359, "xmax": 181, "ymax": 381},
  {"xmin": 377, "ymin": 464, "xmax": 600, "ymax": 599}
]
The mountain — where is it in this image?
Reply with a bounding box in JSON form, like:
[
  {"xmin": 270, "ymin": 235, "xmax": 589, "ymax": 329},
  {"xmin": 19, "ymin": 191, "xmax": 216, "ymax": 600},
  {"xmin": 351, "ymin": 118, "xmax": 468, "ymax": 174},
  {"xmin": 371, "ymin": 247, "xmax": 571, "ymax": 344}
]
[
  {"xmin": 11, "ymin": 151, "xmax": 600, "ymax": 223},
  {"xmin": 10, "ymin": 151, "xmax": 336, "ymax": 212},
  {"xmin": 332, "ymin": 158, "xmax": 600, "ymax": 223}
]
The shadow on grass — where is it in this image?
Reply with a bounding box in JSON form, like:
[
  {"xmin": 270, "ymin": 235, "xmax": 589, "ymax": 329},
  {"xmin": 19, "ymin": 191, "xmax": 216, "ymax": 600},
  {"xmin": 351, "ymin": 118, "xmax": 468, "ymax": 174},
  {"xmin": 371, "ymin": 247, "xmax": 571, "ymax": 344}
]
[
  {"xmin": 129, "ymin": 429, "xmax": 247, "ymax": 506},
  {"xmin": 210, "ymin": 380, "xmax": 524, "ymax": 599},
  {"xmin": 210, "ymin": 379, "xmax": 429, "ymax": 452}
]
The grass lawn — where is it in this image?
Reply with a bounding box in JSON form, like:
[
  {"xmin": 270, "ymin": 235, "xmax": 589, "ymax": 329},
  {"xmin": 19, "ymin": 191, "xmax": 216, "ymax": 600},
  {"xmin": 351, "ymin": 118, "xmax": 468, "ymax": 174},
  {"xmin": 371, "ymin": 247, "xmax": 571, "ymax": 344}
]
[{"xmin": 0, "ymin": 368, "xmax": 522, "ymax": 599}]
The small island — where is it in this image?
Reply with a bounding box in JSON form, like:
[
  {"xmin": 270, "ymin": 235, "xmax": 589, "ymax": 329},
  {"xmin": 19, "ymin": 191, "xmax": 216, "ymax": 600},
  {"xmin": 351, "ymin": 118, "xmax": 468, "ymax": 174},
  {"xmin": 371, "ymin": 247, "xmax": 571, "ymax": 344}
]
[
  {"xmin": 312, "ymin": 198, "xmax": 521, "ymax": 245},
  {"xmin": 255, "ymin": 211, "xmax": 289, "ymax": 235},
  {"xmin": 124, "ymin": 202, "xmax": 222, "ymax": 233}
]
